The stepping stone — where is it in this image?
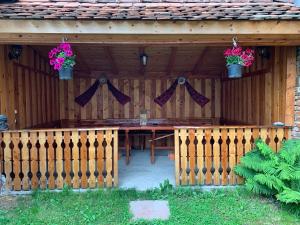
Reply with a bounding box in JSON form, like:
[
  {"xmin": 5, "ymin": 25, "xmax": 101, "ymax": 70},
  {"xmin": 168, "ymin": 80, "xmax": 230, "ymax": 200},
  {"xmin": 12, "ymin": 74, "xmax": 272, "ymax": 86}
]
[{"xmin": 129, "ymin": 200, "xmax": 170, "ymax": 221}]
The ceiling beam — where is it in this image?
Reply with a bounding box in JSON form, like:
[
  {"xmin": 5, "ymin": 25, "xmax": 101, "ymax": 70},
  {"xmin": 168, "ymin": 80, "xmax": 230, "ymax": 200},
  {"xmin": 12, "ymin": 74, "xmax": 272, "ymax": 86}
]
[
  {"xmin": 1, "ymin": 34, "xmax": 300, "ymax": 46},
  {"xmin": 74, "ymin": 69, "xmax": 221, "ymax": 79},
  {"xmin": 166, "ymin": 47, "xmax": 177, "ymax": 76},
  {"xmin": 1, "ymin": 20, "xmax": 300, "ymax": 35},
  {"xmin": 103, "ymin": 46, "xmax": 118, "ymax": 75},
  {"xmin": 0, "ymin": 20, "xmax": 300, "ymax": 45},
  {"xmin": 192, "ymin": 47, "xmax": 209, "ymax": 74}
]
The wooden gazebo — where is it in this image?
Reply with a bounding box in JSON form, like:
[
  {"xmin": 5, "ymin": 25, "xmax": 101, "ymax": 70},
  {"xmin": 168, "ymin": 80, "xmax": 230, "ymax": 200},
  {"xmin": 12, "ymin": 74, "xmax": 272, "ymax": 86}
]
[{"xmin": 0, "ymin": 0, "xmax": 299, "ymax": 191}]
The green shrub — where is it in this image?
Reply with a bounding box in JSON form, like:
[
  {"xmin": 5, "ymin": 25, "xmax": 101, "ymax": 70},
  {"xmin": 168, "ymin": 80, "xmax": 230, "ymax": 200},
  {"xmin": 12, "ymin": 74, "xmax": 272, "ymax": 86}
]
[{"xmin": 234, "ymin": 139, "xmax": 300, "ymax": 207}]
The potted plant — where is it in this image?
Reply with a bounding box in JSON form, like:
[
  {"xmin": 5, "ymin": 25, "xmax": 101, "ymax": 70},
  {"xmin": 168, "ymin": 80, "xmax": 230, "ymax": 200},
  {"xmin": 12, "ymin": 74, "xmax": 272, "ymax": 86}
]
[
  {"xmin": 49, "ymin": 42, "xmax": 76, "ymax": 80},
  {"xmin": 224, "ymin": 46, "xmax": 255, "ymax": 78}
]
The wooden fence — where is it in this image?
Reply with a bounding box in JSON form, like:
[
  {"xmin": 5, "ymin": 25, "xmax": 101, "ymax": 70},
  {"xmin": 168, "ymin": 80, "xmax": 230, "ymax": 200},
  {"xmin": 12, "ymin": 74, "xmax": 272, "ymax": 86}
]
[
  {"xmin": 0, "ymin": 128, "xmax": 119, "ymax": 191},
  {"xmin": 174, "ymin": 126, "xmax": 291, "ymax": 186}
]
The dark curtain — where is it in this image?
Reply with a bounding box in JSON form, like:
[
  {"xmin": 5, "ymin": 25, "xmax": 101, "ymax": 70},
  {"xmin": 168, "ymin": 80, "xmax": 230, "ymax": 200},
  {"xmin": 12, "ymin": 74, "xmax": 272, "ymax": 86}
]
[
  {"xmin": 154, "ymin": 79, "xmax": 178, "ymax": 107},
  {"xmin": 107, "ymin": 80, "xmax": 131, "ymax": 105},
  {"xmin": 75, "ymin": 79, "xmax": 100, "ymax": 107},
  {"xmin": 185, "ymin": 81, "xmax": 209, "ymax": 107}
]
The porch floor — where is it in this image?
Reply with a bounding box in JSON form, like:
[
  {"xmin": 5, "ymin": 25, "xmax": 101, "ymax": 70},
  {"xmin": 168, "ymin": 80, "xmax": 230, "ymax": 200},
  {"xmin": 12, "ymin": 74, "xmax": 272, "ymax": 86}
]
[{"xmin": 119, "ymin": 150, "xmax": 175, "ymax": 190}]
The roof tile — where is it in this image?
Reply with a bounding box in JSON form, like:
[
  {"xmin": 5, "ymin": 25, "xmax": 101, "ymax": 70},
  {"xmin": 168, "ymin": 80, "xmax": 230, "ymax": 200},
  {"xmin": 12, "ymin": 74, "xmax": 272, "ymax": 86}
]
[{"xmin": 0, "ymin": 1, "xmax": 299, "ymax": 20}]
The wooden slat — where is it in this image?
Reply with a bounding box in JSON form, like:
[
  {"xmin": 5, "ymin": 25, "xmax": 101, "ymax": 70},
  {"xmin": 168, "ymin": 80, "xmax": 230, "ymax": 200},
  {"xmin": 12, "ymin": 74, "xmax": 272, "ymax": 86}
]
[
  {"xmin": 80, "ymin": 131, "xmax": 88, "ymax": 189},
  {"xmin": 188, "ymin": 129, "xmax": 196, "ymax": 185},
  {"xmin": 277, "ymin": 128, "xmax": 284, "ymax": 150},
  {"xmin": 12, "ymin": 133, "xmax": 21, "ymax": 190},
  {"xmin": 269, "ymin": 128, "xmax": 277, "ymax": 152},
  {"xmin": 260, "ymin": 128, "xmax": 268, "ymax": 143},
  {"xmin": 244, "ymin": 128, "xmax": 252, "ymax": 154},
  {"xmin": 20, "ymin": 132, "xmax": 29, "ymax": 190},
  {"xmin": 30, "ymin": 132, "xmax": 39, "ymax": 189},
  {"xmin": 196, "ymin": 129, "xmax": 204, "ymax": 185},
  {"xmin": 212, "ymin": 128, "xmax": 220, "ymax": 185},
  {"xmin": 204, "ymin": 129, "xmax": 212, "ymax": 185},
  {"xmin": 97, "ymin": 131, "xmax": 104, "ymax": 187},
  {"xmin": 39, "ymin": 132, "xmax": 47, "ymax": 189},
  {"xmin": 88, "ymin": 130, "xmax": 96, "ymax": 188},
  {"xmin": 55, "ymin": 131, "xmax": 63, "ymax": 189},
  {"xmin": 105, "ymin": 130, "xmax": 113, "ymax": 187},
  {"xmin": 47, "ymin": 131, "xmax": 55, "ymax": 189},
  {"xmin": 4, "ymin": 133, "xmax": 12, "ymax": 190},
  {"xmin": 113, "ymin": 130, "xmax": 118, "ymax": 186},
  {"xmin": 64, "ymin": 131, "xmax": 72, "ymax": 186},
  {"xmin": 180, "ymin": 129, "xmax": 188, "ymax": 185},
  {"xmin": 228, "ymin": 128, "xmax": 236, "ymax": 185},
  {"xmin": 221, "ymin": 129, "xmax": 228, "ymax": 185},
  {"xmin": 72, "ymin": 131, "xmax": 80, "ymax": 189},
  {"xmin": 236, "ymin": 128, "xmax": 244, "ymax": 184},
  {"xmin": 174, "ymin": 129, "xmax": 180, "ymax": 185}
]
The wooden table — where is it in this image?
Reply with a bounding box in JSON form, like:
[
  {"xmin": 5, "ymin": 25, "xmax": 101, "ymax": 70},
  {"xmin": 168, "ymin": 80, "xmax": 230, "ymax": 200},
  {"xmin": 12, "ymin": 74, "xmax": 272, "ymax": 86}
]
[{"xmin": 120, "ymin": 126, "xmax": 174, "ymax": 164}]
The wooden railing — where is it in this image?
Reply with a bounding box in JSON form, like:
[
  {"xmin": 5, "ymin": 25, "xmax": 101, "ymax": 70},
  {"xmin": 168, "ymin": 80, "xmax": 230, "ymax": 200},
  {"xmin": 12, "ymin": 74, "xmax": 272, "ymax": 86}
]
[
  {"xmin": 174, "ymin": 126, "xmax": 291, "ymax": 186},
  {"xmin": 0, "ymin": 128, "xmax": 119, "ymax": 191}
]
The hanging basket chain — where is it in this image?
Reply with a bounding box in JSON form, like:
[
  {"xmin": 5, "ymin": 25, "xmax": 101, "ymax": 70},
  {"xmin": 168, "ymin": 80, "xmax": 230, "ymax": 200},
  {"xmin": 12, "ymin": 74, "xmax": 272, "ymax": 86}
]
[{"xmin": 232, "ymin": 36, "xmax": 238, "ymax": 48}]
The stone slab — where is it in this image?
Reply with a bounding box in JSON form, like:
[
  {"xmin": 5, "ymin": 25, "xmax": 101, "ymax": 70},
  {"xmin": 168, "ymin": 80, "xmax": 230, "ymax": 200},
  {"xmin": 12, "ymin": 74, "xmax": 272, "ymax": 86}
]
[{"xmin": 129, "ymin": 200, "xmax": 170, "ymax": 221}]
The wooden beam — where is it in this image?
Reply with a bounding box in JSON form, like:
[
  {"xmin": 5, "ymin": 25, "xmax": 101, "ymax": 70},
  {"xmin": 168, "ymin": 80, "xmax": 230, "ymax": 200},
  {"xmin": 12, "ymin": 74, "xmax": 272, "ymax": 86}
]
[
  {"xmin": 285, "ymin": 47, "xmax": 296, "ymax": 126},
  {"xmin": 166, "ymin": 47, "xmax": 177, "ymax": 76},
  {"xmin": 1, "ymin": 34, "xmax": 300, "ymax": 46},
  {"xmin": 103, "ymin": 46, "xmax": 118, "ymax": 75},
  {"xmin": 0, "ymin": 20, "xmax": 300, "ymax": 45},
  {"xmin": 1, "ymin": 20, "xmax": 300, "ymax": 35},
  {"xmin": 192, "ymin": 47, "xmax": 208, "ymax": 74},
  {"xmin": 74, "ymin": 70, "xmax": 220, "ymax": 79}
]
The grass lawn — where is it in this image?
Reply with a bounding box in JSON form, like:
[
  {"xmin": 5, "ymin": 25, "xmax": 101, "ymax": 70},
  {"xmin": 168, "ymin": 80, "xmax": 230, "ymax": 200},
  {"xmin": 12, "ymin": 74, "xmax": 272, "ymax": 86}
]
[{"xmin": 0, "ymin": 187, "xmax": 299, "ymax": 225}]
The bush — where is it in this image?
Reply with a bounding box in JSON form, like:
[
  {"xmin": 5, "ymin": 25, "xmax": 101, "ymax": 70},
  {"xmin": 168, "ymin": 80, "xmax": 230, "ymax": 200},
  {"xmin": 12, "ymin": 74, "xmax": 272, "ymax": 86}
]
[{"xmin": 234, "ymin": 139, "xmax": 300, "ymax": 206}]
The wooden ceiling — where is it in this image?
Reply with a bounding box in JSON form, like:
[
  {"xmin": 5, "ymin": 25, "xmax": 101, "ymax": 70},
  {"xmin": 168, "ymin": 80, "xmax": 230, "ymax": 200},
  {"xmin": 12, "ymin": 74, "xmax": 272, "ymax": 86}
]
[{"xmin": 34, "ymin": 44, "xmax": 227, "ymax": 79}]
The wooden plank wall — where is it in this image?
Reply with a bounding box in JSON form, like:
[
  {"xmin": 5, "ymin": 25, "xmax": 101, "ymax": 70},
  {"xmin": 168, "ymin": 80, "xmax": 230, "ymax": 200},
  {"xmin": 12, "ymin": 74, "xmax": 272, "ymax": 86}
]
[
  {"xmin": 0, "ymin": 45, "xmax": 60, "ymax": 129},
  {"xmin": 0, "ymin": 128, "xmax": 119, "ymax": 191},
  {"xmin": 174, "ymin": 126, "xmax": 291, "ymax": 186},
  {"xmin": 221, "ymin": 47, "xmax": 296, "ymax": 125},
  {"xmin": 59, "ymin": 78, "xmax": 221, "ymax": 121}
]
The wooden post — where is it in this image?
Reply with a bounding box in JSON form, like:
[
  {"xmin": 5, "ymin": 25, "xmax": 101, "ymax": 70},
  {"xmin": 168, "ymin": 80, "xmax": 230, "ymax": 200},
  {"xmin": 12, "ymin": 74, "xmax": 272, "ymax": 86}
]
[
  {"xmin": 174, "ymin": 129, "xmax": 180, "ymax": 186},
  {"xmin": 125, "ymin": 130, "xmax": 130, "ymax": 165},
  {"xmin": 285, "ymin": 47, "xmax": 296, "ymax": 126},
  {"xmin": 151, "ymin": 130, "xmax": 156, "ymax": 164}
]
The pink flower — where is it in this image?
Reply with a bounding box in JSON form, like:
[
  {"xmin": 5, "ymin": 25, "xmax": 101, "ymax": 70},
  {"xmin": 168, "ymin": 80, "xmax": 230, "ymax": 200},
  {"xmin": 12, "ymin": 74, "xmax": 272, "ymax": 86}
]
[
  {"xmin": 59, "ymin": 43, "xmax": 71, "ymax": 52},
  {"xmin": 245, "ymin": 48, "xmax": 254, "ymax": 55},
  {"xmin": 49, "ymin": 59, "xmax": 55, "ymax": 66},
  {"xmin": 54, "ymin": 63, "xmax": 62, "ymax": 70},
  {"xmin": 65, "ymin": 50, "xmax": 73, "ymax": 57},
  {"xmin": 56, "ymin": 57, "xmax": 65, "ymax": 64},
  {"xmin": 231, "ymin": 47, "xmax": 242, "ymax": 56},
  {"xmin": 244, "ymin": 61, "xmax": 252, "ymax": 67},
  {"xmin": 224, "ymin": 48, "xmax": 232, "ymax": 57}
]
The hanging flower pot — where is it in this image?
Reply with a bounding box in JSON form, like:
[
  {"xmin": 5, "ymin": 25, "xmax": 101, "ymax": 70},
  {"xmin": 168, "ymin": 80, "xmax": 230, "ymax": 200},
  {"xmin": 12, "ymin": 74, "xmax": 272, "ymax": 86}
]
[
  {"xmin": 224, "ymin": 44, "xmax": 255, "ymax": 79},
  {"xmin": 58, "ymin": 66, "xmax": 73, "ymax": 80},
  {"xmin": 49, "ymin": 42, "xmax": 76, "ymax": 80},
  {"xmin": 227, "ymin": 64, "xmax": 242, "ymax": 78}
]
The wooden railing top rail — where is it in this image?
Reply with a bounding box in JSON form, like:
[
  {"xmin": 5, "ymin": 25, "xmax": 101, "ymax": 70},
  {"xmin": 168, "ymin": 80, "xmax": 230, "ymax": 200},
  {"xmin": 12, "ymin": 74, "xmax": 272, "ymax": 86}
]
[
  {"xmin": 0, "ymin": 127, "xmax": 120, "ymax": 133},
  {"xmin": 174, "ymin": 125, "xmax": 292, "ymax": 129}
]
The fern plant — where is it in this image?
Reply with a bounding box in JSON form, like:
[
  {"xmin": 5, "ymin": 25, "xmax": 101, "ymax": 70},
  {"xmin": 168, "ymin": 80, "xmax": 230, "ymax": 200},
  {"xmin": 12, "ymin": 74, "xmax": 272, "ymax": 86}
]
[{"xmin": 234, "ymin": 139, "xmax": 300, "ymax": 206}]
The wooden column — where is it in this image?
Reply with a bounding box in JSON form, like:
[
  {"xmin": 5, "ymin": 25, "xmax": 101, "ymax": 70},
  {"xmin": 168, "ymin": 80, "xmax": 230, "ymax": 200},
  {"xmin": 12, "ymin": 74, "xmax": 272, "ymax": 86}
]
[{"xmin": 285, "ymin": 47, "xmax": 296, "ymax": 126}]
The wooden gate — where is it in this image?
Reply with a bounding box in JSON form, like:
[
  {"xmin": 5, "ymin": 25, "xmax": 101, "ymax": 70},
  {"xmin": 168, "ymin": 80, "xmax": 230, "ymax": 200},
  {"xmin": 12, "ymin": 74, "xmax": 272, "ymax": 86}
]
[
  {"xmin": 0, "ymin": 128, "xmax": 119, "ymax": 191},
  {"xmin": 174, "ymin": 126, "xmax": 291, "ymax": 186}
]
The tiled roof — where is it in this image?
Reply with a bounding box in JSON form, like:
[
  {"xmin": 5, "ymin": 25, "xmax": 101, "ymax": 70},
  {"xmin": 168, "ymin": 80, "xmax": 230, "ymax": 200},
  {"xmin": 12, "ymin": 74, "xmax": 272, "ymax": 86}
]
[{"xmin": 0, "ymin": 0, "xmax": 300, "ymax": 20}]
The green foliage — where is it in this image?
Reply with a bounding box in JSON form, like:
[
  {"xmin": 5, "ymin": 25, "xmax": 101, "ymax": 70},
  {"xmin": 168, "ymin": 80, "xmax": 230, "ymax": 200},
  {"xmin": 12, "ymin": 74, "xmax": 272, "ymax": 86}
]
[
  {"xmin": 234, "ymin": 139, "xmax": 300, "ymax": 208},
  {"xmin": 1, "ymin": 187, "xmax": 299, "ymax": 225},
  {"xmin": 225, "ymin": 56, "xmax": 244, "ymax": 66}
]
